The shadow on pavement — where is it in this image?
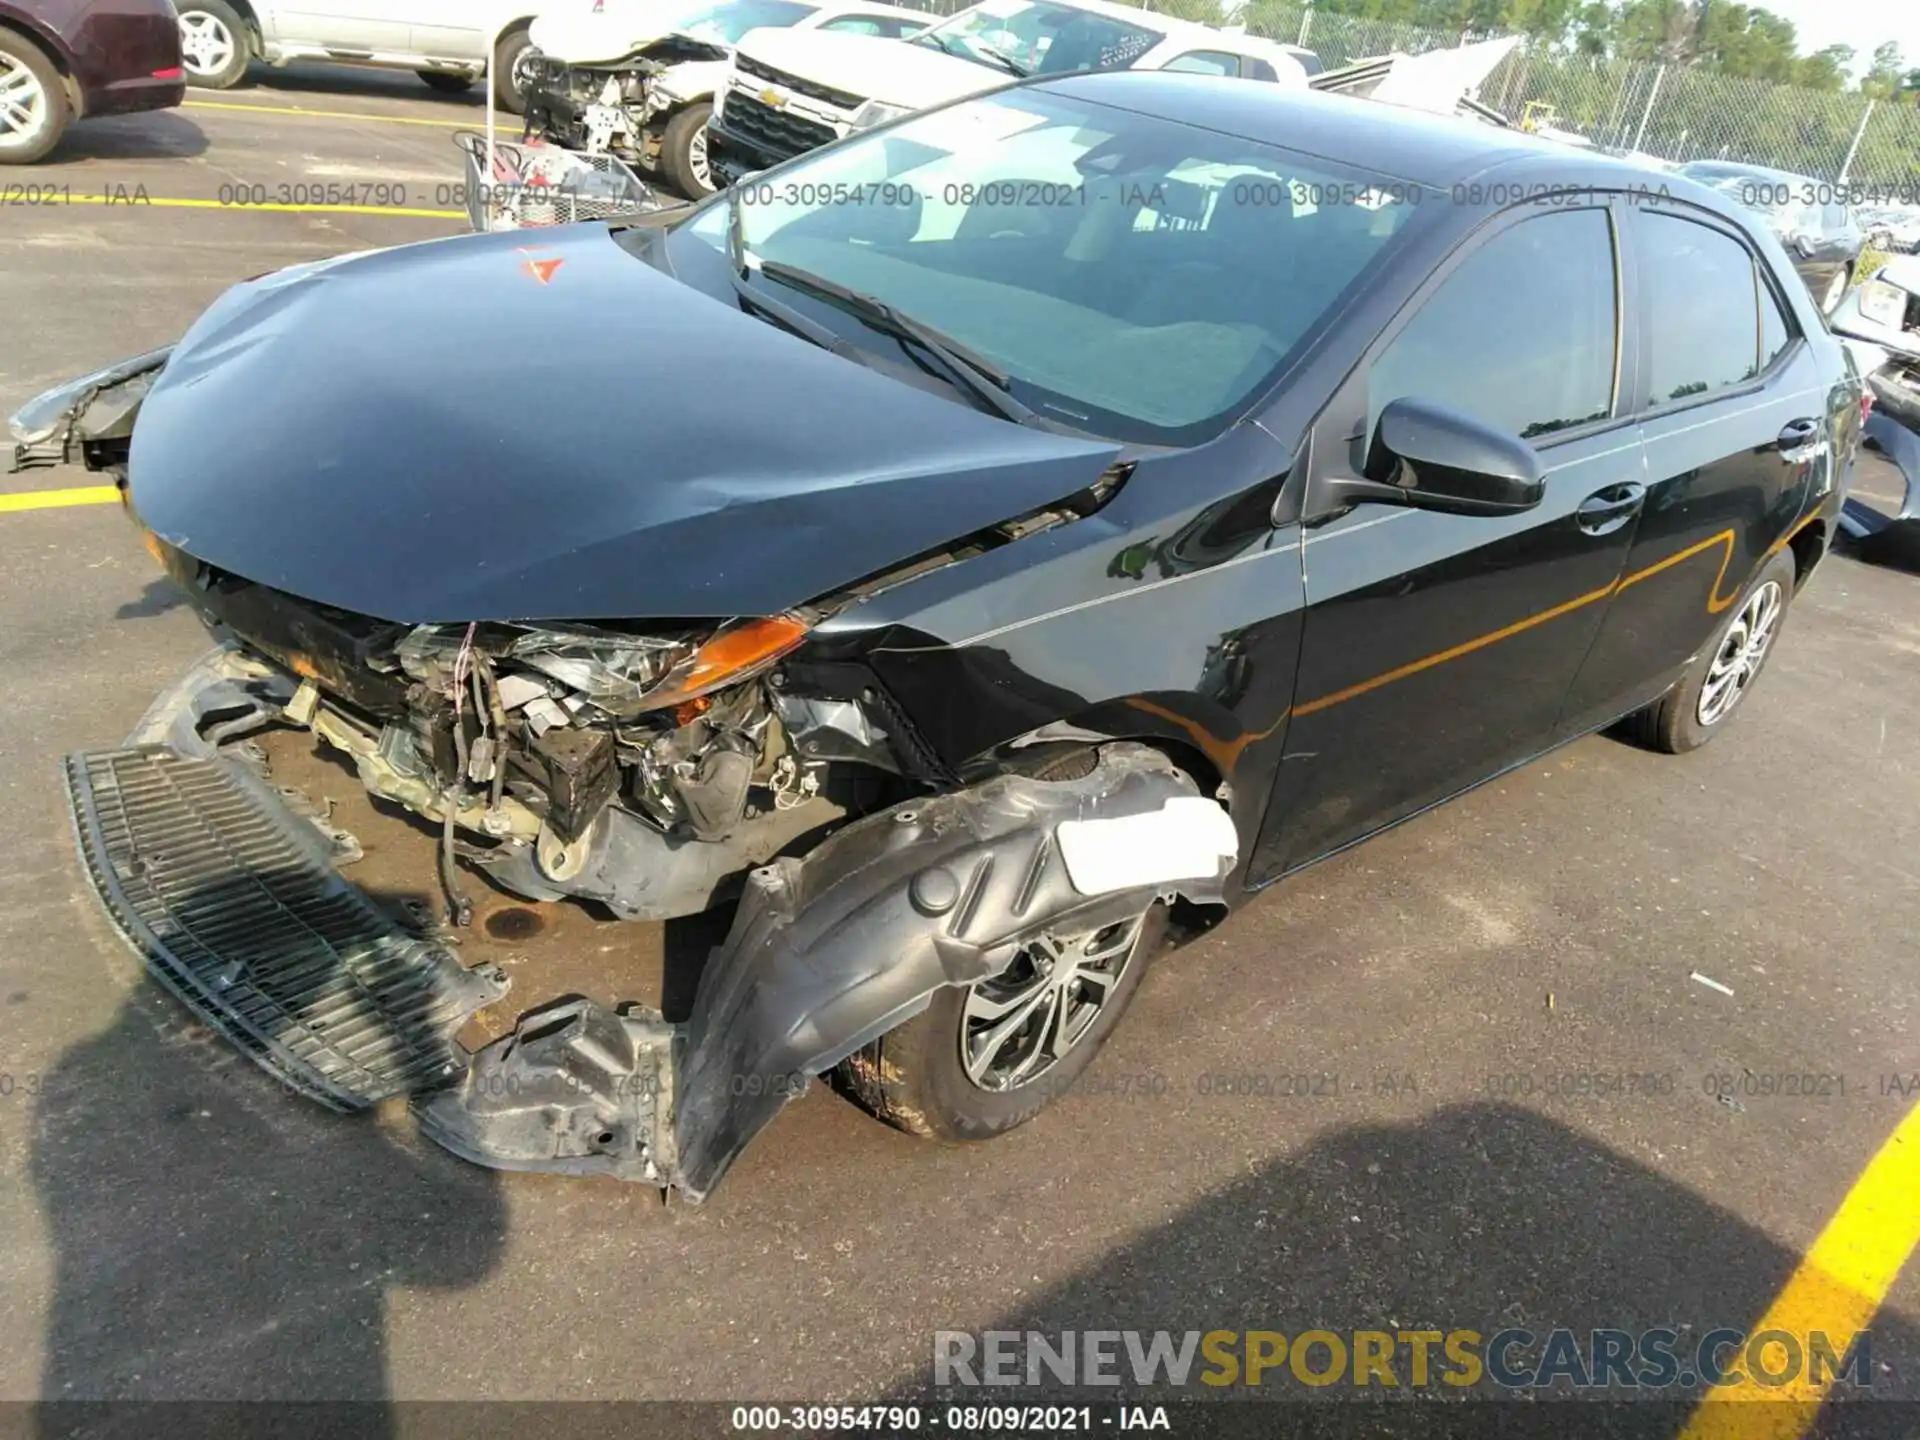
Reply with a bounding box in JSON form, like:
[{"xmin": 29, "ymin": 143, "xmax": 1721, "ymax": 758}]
[
  {"xmin": 112, "ymin": 579, "xmax": 187, "ymax": 622},
  {"xmin": 31, "ymin": 962, "xmax": 507, "ymax": 1425},
  {"xmin": 47, "ymin": 113, "xmax": 209, "ymax": 164},
  {"xmin": 894, "ymin": 1103, "xmax": 1919, "ymax": 1437}
]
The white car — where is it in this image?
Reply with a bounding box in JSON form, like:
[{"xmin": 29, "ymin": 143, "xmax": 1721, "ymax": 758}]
[
  {"xmin": 710, "ymin": 0, "xmax": 1311, "ymax": 180},
  {"xmin": 174, "ymin": 0, "xmax": 544, "ymax": 111},
  {"xmin": 524, "ymin": 0, "xmax": 932, "ymax": 198}
]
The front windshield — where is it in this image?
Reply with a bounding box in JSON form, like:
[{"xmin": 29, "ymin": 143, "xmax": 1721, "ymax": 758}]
[
  {"xmin": 912, "ymin": 0, "xmax": 1163, "ymax": 77},
  {"xmin": 692, "ymin": 90, "xmax": 1423, "ymax": 444},
  {"xmin": 673, "ymin": 0, "xmax": 818, "ymax": 44}
]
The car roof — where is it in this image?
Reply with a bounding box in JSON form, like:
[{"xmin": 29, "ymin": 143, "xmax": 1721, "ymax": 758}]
[
  {"xmin": 818, "ymin": 0, "xmax": 938, "ymax": 15},
  {"xmin": 963, "ymin": 0, "xmax": 1273, "ymax": 45},
  {"xmin": 1678, "ymin": 159, "xmax": 1818, "ymax": 186},
  {"xmin": 1034, "ymin": 71, "xmax": 1687, "ymax": 193}
]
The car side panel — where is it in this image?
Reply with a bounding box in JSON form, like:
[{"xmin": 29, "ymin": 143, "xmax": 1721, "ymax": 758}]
[{"xmin": 813, "ymin": 421, "xmax": 1310, "ymax": 878}]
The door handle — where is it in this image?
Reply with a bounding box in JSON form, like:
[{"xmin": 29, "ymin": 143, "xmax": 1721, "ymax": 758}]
[
  {"xmin": 1777, "ymin": 418, "xmax": 1822, "ymax": 453},
  {"xmin": 1576, "ymin": 481, "xmax": 1646, "ymax": 536}
]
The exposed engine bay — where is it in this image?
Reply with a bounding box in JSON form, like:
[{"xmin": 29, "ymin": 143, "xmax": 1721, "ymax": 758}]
[
  {"xmin": 522, "ymin": 35, "xmax": 727, "ymax": 175},
  {"xmin": 147, "ymin": 536, "xmax": 922, "ymax": 929}
]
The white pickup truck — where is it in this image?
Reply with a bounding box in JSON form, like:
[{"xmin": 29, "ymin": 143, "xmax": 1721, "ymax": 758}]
[
  {"xmin": 174, "ymin": 0, "xmax": 543, "ymax": 111},
  {"xmin": 709, "ymin": 0, "xmax": 1313, "ymax": 182}
]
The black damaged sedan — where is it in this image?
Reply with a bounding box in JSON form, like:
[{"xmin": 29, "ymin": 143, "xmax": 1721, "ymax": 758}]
[{"xmin": 13, "ymin": 74, "xmax": 1862, "ymax": 1201}]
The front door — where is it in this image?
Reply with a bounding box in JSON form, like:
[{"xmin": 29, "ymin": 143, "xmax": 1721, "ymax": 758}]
[{"xmin": 1260, "ymin": 202, "xmax": 1645, "ymax": 876}]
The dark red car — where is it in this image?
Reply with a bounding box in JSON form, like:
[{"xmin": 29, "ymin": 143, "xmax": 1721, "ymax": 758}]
[{"xmin": 1, "ymin": 0, "xmax": 185, "ymax": 163}]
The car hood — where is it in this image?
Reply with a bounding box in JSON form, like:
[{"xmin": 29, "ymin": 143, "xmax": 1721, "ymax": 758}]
[
  {"xmin": 737, "ymin": 28, "xmax": 1001, "ymax": 107},
  {"xmin": 127, "ymin": 226, "xmax": 1121, "ymax": 623},
  {"xmin": 657, "ymin": 56, "xmax": 730, "ymax": 98},
  {"xmin": 529, "ymin": 1, "xmax": 706, "ymax": 63}
]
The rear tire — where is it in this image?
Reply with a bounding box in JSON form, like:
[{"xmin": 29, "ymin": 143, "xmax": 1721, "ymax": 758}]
[
  {"xmin": 661, "ymin": 101, "xmax": 715, "ymax": 199},
  {"xmin": 177, "ymin": 1, "xmax": 252, "ymax": 90},
  {"xmin": 0, "ymin": 34, "xmax": 66, "ymax": 165},
  {"xmin": 492, "ymin": 24, "xmax": 534, "ymax": 116},
  {"xmin": 418, "ymin": 70, "xmax": 476, "ymax": 95},
  {"xmin": 1619, "ymin": 548, "xmax": 1797, "ymax": 755}
]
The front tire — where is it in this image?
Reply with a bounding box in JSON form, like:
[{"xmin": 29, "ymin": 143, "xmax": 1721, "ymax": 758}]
[
  {"xmin": 492, "ymin": 24, "xmax": 534, "ymax": 116},
  {"xmin": 177, "ymin": 1, "xmax": 252, "ymax": 90},
  {"xmin": 0, "ymin": 34, "xmax": 66, "ymax": 165},
  {"xmin": 661, "ymin": 101, "xmax": 715, "ymax": 199},
  {"xmin": 1621, "ymin": 547, "xmax": 1797, "ymax": 755},
  {"xmin": 837, "ymin": 903, "xmax": 1168, "ymax": 1143}
]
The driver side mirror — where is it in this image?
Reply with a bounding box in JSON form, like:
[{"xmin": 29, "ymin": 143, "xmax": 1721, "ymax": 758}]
[{"xmin": 1323, "ymin": 397, "xmax": 1546, "ymax": 517}]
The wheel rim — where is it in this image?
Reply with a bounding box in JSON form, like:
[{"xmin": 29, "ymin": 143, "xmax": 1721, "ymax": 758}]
[
  {"xmin": 689, "ymin": 121, "xmax": 711, "ymax": 191},
  {"xmin": 0, "ymin": 53, "xmax": 48, "ymax": 143},
  {"xmin": 179, "ymin": 11, "xmax": 238, "ymax": 78},
  {"xmin": 1696, "ymin": 580, "xmax": 1783, "ymax": 727},
  {"xmin": 958, "ymin": 913, "xmax": 1145, "ymax": 1092}
]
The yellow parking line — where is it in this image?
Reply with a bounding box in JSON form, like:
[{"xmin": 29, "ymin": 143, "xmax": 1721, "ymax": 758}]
[
  {"xmin": 1678, "ymin": 1098, "xmax": 1920, "ymax": 1439},
  {"xmin": 183, "ymin": 99, "xmax": 471, "ymax": 129},
  {"xmin": 62, "ymin": 193, "xmax": 464, "ymax": 219},
  {"xmin": 0, "ymin": 486, "xmax": 120, "ymax": 513}
]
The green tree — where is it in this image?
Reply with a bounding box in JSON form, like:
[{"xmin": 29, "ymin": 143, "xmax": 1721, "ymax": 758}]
[{"xmin": 1861, "ymin": 41, "xmax": 1907, "ymax": 100}]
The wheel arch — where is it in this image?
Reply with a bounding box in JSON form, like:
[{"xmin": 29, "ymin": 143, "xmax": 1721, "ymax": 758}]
[
  {"xmin": 1788, "ymin": 516, "xmax": 1828, "ymax": 588},
  {"xmin": 0, "ymin": 13, "xmax": 79, "ymax": 117}
]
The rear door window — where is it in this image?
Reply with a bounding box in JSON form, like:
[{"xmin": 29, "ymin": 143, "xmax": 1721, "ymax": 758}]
[
  {"xmin": 1639, "ymin": 212, "xmax": 1763, "ymax": 406},
  {"xmin": 1368, "ymin": 207, "xmax": 1619, "ymax": 442},
  {"xmin": 1161, "ymin": 50, "xmax": 1239, "ymax": 76}
]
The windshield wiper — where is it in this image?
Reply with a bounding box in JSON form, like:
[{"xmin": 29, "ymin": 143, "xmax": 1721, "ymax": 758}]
[
  {"xmin": 723, "ymin": 203, "xmax": 870, "ymax": 353},
  {"xmin": 974, "ymin": 45, "xmax": 1030, "ymax": 76},
  {"xmin": 757, "ymin": 260, "xmax": 1040, "ymax": 426},
  {"xmin": 914, "ymin": 29, "xmax": 1025, "ymax": 75}
]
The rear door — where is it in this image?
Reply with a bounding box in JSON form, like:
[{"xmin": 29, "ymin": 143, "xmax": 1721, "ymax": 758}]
[
  {"xmin": 273, "ymin": 0, "xmax": 411, "ymax": 52},
  {"xmin": 1560, "ymin": 202, "xmax": 1823, "ymax": 733},
  {"xmin": 409, "ymin": 0, "xmax": 496, "ymax": 61},
  {"xmin": 1261, "ymin": 200, "xmax": 1645, "ymax": 874}
]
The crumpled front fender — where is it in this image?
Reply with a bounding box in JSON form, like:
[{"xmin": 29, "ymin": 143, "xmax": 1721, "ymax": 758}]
[
  {"xmin": 7, "ymin": 347, "xmax": 173, "ymax": 475},
  {"xmin": 419, "ymin": 743, "xmax": 1237, "ymax": 1201}
]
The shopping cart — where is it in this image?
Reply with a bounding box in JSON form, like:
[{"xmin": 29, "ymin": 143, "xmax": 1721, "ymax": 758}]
[{"xmin": 454, "ymin": 130, "xmax": 666, "ymax": 233}]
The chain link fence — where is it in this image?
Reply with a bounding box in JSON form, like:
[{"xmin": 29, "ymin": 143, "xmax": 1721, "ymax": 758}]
[{"xmin": 906, "ymin": 0, "xmax": 1920, "ymax": 196}]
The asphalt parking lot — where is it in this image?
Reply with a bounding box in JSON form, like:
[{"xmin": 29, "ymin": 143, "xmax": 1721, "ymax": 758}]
[{"xmin": 2, "ymin": 70, "xmax": 1919, "ymax": 1434}]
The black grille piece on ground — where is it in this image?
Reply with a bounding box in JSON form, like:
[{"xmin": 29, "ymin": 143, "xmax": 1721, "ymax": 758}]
[{"xmin": 66, "ymin": 746, "xmax": 510, "ymax": 1111}]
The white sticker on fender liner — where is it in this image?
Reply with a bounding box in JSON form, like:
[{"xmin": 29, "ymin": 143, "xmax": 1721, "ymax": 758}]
[{"xmin": 1055, "ymin": 798, "xmax": 1238, "ymax": 896}]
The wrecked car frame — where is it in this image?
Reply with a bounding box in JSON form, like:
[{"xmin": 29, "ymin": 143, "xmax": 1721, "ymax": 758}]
[{"xmin": 21, "ymin": 75, "xmax": 1857, "ymax": 1201}]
